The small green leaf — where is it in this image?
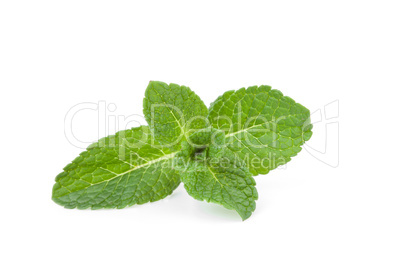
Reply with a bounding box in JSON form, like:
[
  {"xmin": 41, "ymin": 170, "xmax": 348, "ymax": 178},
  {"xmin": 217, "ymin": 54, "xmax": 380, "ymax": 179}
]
[
  {"xmin": 143, "ymin": 81, "xmax": 209, "ymax": 147},
  {"xmin": 180, "ymin": 149, "xmax": 258, "ymax": 220},
  {"xmin": 175, "ymin": 128, "xmax": 226, "ymax": 165},
  {"xmin": 52, "ymin": 126, "xmax": 181, "ymax": 209},
  {"xmin": 208, "ymin": 85, "xmax": 312, "ymax": 175}
]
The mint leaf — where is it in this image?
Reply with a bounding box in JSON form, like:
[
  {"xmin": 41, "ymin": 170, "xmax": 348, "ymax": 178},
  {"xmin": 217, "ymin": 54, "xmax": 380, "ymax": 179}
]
[
  {"xmin": 52, "ymin": 81, "xmax": 313, "ymax": 220},
  {"xmin": 52, "ymin": 126, "xmax": 181, "ymax": 209},
  {"xmin": 180, "ymin": 149, "xmax": 258, "ymax": 220},
  {"xmin": 208, "ymin": 85, "xmax": 312, "ymax": 175},
  {"xmin": 143, "ymin": 81, "xmax": 208, "ymax": 147}
]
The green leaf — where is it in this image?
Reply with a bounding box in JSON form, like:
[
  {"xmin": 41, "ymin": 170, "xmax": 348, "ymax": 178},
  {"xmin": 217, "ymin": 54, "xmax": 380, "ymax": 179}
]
[
  {"xmin": 52, "ymin": 126, "xmax": 181, "ymax": 209},
  {"xmin": 208, "ymin": 85, "xmax": 313, "ymax": 175},
  {"xmin": 180, "ymin": 149, "xmax": 258, "ymax": 220},
  {"xmin": 143, "ymin": 81, "xmax": 209, "ymax": 148},
  {"xmin": 52, "ymin": 81, "xmax": 313, "ymax": 220}
]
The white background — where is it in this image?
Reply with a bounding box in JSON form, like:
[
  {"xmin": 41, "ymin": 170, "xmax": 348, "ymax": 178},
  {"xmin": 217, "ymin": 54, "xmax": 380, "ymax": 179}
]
[{"xmin": 1, "ymin": 1, "xmax": 401, "ymax": 267}]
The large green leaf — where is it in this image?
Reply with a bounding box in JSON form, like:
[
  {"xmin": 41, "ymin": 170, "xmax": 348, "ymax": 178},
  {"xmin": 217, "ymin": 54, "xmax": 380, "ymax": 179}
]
[
  {"xmin": 52, "ymin": 126, "xmax": 180, "ymax": 209},
  {"xmin": 180, "ymin": 149, "xmax": 258, "ymax": 220},
  {"xmin": 143, "ymin": 81, "xmax": 208, "ymax": 148},
  {"xmin": 208, "ymin": 85, "xmax": 312, "ymax": 175}
]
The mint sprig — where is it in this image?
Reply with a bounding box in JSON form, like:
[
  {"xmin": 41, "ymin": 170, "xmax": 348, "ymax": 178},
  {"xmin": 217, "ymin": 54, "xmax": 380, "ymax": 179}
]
[{"xmin": 52, "ymin": 81, "xmax": 312, "ymax": 220}]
